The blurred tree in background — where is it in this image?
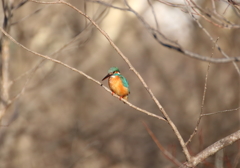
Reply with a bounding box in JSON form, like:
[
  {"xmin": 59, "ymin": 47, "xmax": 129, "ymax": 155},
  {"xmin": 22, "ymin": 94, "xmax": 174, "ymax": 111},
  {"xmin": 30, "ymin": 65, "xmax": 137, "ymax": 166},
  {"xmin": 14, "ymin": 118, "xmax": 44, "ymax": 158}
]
[{"xmin": 0, "ymin": 0, "xmax": 239, "ymax": 167}]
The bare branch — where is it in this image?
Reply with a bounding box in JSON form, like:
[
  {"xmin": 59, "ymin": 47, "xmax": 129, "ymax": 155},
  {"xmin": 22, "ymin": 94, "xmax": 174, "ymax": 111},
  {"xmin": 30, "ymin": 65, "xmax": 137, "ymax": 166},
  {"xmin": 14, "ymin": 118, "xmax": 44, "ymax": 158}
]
[
  {"xmin": 12, "ymin": 0, "xmax": 28, "ymax": 10},
  {"xmin": 85, "ymin": 0, "xmax": 130, "ymax": 11},
  {"xmin": 185, "ymin": 130, "xmax": 240, "ymax": 167},
  {"xmin": 143, "ymin": 121, "xmax": 184, "ymax": 167},
  {"xmin": 185, "ymin": 39, "xmax": 217, "ymax": 146},
  {"xmin": 11, "ymin": 5, "xmax": 49, "ymax": 25},
  {"xmin": 211, "ymin": 0, "xmax": 217, "ymax": 13},
  {"xmin": 157, "ymin": 0, "xmax": 187, "ymax": 10},
  {"xmin": 201, "ymin": 107, "xmax": 240, "ymax": 117},
  {"xmin": 147, "ymin": 0, "xmax": 159, "ymax": 30}
]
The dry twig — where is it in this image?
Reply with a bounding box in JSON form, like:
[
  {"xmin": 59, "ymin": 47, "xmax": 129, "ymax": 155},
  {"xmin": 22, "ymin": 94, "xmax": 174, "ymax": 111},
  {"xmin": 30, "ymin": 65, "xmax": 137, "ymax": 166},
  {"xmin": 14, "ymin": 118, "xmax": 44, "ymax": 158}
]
[
  {"xmin": 143, "ymin": 121, "xmax": 183, "ymax": 167},
  {"xmin": 201, "ymin": 107, "xmax": 240, "ymax": 117},
  {"xmin": 185, "ymin": 39, "xmax": 217, "ymax": 146}
]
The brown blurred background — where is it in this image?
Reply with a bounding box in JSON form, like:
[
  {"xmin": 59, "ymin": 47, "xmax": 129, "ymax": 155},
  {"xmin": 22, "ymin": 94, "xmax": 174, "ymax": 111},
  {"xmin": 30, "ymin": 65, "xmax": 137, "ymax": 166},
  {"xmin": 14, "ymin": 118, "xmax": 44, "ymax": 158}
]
[{"xmin": 0, "ymin": 0, "xmax": 239, "ymax": 167}]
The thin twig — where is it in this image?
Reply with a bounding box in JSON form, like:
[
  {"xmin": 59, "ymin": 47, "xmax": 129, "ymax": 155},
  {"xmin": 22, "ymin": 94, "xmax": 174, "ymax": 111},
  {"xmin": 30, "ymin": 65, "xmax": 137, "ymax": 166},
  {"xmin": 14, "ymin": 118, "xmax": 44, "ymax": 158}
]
[
  {"xmin": 211, "ymin": 0, "xmax": 217, "ymax": 13},
  {"xmin": 11, "ymin": 5, "xmax": 49, "ymax": 25},
  {"xmin": 142, "ymin": 121, "xmax": 184, "ymax": 167},
  {"xmin": 147, "ymin": 0, "xmax": 160, "ymax": 31},
  {"xmin": 185, "ymin": 38, "xmax": 217, "ymax": 146},
  {"xmin": 12, "ymin": 0, "xmax": 28, "ymax": 10},
  {"xmin": 8, "ymin": 71, "xmax": 34, "ymax": 104},
  {"xmin": 157, "ymin": 0, "xmax": 186, "ymax": 9},
  {"xmin": 85, "ymin": 0, "xmax": 130, "ymax": 11},
  {"xmin": 201, "ymin": 107, "xmax": 240, "ymax": 117}
]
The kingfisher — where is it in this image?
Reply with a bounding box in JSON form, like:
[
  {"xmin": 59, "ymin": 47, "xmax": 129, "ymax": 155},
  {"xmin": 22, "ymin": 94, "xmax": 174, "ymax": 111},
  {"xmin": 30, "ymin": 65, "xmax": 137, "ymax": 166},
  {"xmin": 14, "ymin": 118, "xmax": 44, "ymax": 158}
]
[{"xmin": 102, "ymin": 67, "xmax": 130, "ymax": 100}]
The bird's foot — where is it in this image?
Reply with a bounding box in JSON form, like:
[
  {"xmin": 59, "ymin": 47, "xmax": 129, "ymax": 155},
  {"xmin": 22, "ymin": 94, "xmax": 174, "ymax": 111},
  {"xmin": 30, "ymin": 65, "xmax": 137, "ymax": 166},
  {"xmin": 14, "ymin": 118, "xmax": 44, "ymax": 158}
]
[{"xmin": 119, "ymin": 96, "xmax": 126, "ymax": 104}]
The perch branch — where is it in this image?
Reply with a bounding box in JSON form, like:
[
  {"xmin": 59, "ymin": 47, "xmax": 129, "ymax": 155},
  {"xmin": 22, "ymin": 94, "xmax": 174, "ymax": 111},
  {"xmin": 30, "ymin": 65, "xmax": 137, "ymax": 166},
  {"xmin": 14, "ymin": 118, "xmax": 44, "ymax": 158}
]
[{"xmin": 0, "ymin": 26, "xmax": 167, "ymax": 122}]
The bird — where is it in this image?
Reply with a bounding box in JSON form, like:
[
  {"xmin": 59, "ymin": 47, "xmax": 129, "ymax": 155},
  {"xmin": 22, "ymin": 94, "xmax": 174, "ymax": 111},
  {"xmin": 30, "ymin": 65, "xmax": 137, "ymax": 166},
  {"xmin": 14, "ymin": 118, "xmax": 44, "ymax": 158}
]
[{"xmin": 102, "ymin": 67, "xmax": 130, "ymax": 100}]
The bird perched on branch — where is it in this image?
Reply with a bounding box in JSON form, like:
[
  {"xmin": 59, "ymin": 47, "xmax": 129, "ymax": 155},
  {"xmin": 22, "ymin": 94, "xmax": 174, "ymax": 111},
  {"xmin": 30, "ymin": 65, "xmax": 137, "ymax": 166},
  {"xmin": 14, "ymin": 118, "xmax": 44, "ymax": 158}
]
[{"xmin": 102, "ymin": 67, "xmax": 130, "ymax": 100}]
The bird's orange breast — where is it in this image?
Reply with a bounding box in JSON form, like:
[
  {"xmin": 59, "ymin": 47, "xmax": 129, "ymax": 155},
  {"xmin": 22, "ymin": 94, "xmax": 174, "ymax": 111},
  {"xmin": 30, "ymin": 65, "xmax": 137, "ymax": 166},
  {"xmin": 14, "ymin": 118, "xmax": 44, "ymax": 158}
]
[{"xmin": 109, "ymin": 76, "xmax": 129, "ymax": 99}]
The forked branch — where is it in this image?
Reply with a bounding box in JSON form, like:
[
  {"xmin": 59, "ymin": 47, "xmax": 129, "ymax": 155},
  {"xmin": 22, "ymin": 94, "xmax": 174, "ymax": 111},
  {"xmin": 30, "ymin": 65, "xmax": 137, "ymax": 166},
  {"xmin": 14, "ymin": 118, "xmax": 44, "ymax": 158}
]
[{"xmin": 185, "ymin": 130, "xmax": 240, "ymax": 167}]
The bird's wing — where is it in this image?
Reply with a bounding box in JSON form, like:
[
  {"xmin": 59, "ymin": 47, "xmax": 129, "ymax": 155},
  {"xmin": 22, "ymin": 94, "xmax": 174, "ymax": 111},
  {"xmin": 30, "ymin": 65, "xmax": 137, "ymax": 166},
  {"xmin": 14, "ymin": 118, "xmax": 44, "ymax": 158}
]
[{"xmin": 120, "ymin": 75, "xmax": 130, "ymax": 92}]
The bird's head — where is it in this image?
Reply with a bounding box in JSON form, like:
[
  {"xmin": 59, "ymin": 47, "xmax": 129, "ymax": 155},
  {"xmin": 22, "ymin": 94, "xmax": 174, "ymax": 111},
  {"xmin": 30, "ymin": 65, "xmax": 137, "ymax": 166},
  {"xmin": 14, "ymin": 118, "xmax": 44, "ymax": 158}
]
[{"xmin": 102, "ymin": 67, "xmax": 120, "ymax": 81}]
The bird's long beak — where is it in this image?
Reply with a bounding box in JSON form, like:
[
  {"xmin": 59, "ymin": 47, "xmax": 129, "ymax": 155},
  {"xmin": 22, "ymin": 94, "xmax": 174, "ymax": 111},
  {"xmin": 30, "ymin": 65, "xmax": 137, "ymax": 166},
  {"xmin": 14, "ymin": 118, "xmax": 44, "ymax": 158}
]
[{"xmin": 102, "ymin": 73, "xmax": 111, "ymax": 81}]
